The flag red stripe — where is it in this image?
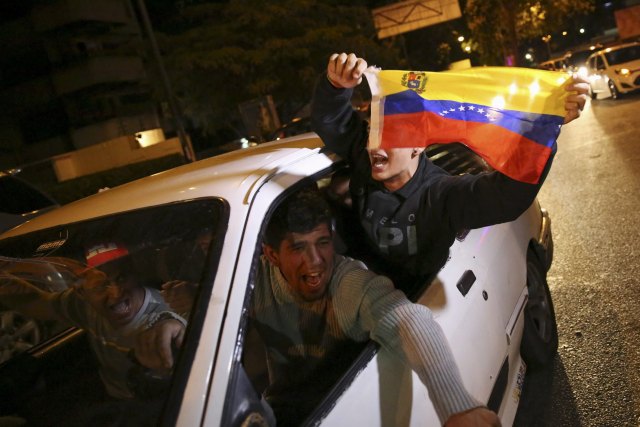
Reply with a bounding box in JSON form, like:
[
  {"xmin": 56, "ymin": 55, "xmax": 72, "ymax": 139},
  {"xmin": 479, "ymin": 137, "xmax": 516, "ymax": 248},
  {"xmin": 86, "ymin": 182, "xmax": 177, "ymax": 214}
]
[{"xmin": 380, "ymin": 111, "xmax": 553, "ymax": 184}]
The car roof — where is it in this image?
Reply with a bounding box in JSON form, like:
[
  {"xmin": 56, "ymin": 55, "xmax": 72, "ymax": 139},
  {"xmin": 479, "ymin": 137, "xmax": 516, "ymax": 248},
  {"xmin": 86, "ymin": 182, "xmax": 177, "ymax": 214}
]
[
  {"xmin": 565, "ymin": 44, "xmax": 602, "ymax": 66},
  {"xmin": 539, "ymin": 56, "xmax": 567, "ymax": 64},
  {"xmin": 588, "ymin": 41, "xmax": 639, "ymax": 57},
  {"xmin": 606, "ymin": 41, "xmax": 639, "ymax": 50},
  {"xmin": 537, "ymin": 56, "xmax": 567, "ymax": 70},
  {"xmin": 1, "ymin": 134, "xmax": 324, "ymax": 238}
]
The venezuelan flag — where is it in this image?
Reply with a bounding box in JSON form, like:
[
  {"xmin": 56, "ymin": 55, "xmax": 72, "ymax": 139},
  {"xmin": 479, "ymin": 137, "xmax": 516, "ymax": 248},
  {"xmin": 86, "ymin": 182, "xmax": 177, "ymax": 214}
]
[{"xmin": 365, "ymin": 67, "xmax": 571, "ymax": 184}]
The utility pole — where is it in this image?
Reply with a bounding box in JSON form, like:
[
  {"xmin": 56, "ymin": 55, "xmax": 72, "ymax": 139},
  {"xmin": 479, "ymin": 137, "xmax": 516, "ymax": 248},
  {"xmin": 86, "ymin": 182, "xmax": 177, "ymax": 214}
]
[
  {"xmin": 542, "ymin": 35, "xmax": 552, "ymax": 60},
  {"xmin": 133, "ymin": 0, "xmax": 195, "ymax": 162}
]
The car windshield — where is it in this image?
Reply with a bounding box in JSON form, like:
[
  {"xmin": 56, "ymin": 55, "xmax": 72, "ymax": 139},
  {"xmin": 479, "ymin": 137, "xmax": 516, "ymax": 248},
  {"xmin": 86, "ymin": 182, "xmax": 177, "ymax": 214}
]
[
  {"xmin": 0, "ymin": 198, "xmax": 227, "ymax": 425},
  {"xmin": 567, "ymin": 50, "xmax": 592, "ymax": 67},
  {"xmin": 605, "ymin": 45, "xmax": 640, "ymax": 65}
]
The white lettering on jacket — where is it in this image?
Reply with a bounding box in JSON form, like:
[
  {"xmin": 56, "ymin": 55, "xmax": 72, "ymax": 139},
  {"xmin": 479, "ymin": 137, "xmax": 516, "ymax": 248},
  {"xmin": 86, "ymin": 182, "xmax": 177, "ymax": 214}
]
[{"xmin": 378, "ymin": 225, "xmax": 418, "ymax": 255}]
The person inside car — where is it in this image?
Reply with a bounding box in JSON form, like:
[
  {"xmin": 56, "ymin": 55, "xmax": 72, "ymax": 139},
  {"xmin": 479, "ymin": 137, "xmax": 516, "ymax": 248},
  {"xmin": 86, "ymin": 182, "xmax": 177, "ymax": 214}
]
[
  {"xmin": 159, "ymin": 227, "xmax": 214, "ymax": 318},
  {"xmin": 0, "ymin": 242, "xmax": 186, "ymax": 400},
  {"xmin": 253, "ymin": 188, "xmax": 499, "ymax": 426},
  {"xmin": 311, "ymin": 52, "xmax": 589, "ymax": 292}
]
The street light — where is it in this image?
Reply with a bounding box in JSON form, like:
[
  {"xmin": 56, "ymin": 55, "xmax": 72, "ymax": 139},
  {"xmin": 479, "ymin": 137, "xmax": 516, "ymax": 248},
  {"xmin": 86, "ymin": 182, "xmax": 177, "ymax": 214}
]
[{"xmin": 542, "ymin": 34, "xmax": 552, "ymax": 59}]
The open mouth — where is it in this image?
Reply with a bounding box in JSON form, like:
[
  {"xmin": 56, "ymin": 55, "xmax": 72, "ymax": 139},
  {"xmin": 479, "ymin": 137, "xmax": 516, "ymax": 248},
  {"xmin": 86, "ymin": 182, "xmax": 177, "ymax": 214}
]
[
  {"xmin": 370, "ymin": 153, "xmax": 388, "ymax": 169},
  {"xmin": 304, "ymin": 272, "xmax": 322, "ymax": 288},
  {"xmin": 109, "ymin": 299, "xmax": 131, "ymax": 316}
]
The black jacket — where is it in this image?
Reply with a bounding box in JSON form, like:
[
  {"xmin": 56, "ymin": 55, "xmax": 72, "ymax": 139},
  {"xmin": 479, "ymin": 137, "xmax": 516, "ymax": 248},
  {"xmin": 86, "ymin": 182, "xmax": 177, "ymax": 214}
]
[{"xmin": 311, "ymin": 75, "xmax": 556, "ymax": 291}]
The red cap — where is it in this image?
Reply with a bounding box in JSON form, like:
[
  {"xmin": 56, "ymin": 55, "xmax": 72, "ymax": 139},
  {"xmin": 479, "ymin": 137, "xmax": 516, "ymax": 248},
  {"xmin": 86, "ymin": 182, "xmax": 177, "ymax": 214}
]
[{"xmin": 85, "ymin": 242, "xmax": 129, "ymax": 267}]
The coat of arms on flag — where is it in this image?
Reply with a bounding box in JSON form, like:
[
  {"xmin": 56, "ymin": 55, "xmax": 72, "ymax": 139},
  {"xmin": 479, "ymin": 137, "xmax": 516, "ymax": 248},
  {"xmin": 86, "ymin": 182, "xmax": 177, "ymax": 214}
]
[{"xmin": 401, "ymin": 72, "xmax": 428, "ymax": 93}]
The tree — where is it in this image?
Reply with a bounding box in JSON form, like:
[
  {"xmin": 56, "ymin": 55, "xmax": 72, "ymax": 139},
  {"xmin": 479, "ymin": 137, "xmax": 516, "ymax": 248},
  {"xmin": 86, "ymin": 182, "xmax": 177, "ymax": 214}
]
[
  {"xmin": 151, "ymin": 0, "xmax": 402, "ymax": 140},
  {"xmin": 465, "ymin": 0, "xmax": 595, "ymax": 66}
]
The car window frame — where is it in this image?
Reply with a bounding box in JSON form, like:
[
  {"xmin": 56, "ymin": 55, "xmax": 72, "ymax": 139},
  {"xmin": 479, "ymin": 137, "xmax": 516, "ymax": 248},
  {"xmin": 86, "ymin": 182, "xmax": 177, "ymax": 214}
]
[
  {"xmin": 604, "ymin": 44, "xmax": 640, "ymax": 66},
  {"xmin": 161, "ymin": 197, "xmax": 231, "ymax": 425},
  {"xmin": 220, "ymin": 162, "xmax": 383, "ymax": 426},
  {"xmin": 0, "ymin": 197, "xmax": 230, "ymax": 426},
  {"xmin": 219, "ymin": 178, "xmax": 311, "ymax": 427}
]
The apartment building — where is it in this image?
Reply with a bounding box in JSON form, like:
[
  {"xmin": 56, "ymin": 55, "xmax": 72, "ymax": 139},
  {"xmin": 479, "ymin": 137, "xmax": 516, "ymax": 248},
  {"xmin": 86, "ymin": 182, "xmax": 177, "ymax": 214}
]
[{"xmin": 0, "ymin": 0, "xmax": 170, "ymax": 172}]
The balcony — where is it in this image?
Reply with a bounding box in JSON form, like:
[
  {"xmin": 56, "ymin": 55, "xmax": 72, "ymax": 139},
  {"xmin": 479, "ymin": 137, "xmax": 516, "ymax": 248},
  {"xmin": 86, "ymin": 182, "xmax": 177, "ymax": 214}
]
[
  {"xmin": 31, "ymin": 0, "xmax": 133, "ymax": 33},
  {"xmin": 52, "ymin": 56, "xmax": 146, "ymax": 95},
  {"xmin": 69, "ymin": 111, "xmax": 161, "ymax": 149}
]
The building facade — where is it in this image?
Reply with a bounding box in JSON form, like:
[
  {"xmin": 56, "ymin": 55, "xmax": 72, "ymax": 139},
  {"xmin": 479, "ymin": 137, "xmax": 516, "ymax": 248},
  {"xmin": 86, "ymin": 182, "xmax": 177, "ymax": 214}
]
[{"xmin": 0, "ymin": 0, "xmax": 167, "ymax": 171}]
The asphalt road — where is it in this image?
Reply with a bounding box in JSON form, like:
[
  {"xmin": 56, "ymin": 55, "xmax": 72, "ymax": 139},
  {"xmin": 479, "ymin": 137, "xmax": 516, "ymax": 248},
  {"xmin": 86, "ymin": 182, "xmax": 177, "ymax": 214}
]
[{"xmin": 514, "ymin": 91, "xmax": 640, "ymax": 426}]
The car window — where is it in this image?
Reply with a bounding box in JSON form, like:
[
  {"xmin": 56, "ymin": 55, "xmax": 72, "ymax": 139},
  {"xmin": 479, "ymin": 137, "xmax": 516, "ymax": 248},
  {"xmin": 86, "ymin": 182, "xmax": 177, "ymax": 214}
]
[
  {"xmin": 604, "ymin": 45, "xmax": 640, "ymax": 66},
  {"xmin": 219, "ymin": 172, "xmax": 369, "ymax": 427},
  {"xmin": 567, "ymin": 49, "xmax": 593, "ymax": 69},
  {"xmin": 0, "ymin": 198, "xmax": 227, "ymax": 425}
]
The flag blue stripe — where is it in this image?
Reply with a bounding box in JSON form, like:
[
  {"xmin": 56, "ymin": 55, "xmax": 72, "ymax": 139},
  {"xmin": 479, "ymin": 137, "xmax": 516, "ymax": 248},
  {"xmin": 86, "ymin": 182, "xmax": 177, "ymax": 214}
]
[{"xmin": 384, "ymin": 90, "xmax": 564, "ymax": 148}]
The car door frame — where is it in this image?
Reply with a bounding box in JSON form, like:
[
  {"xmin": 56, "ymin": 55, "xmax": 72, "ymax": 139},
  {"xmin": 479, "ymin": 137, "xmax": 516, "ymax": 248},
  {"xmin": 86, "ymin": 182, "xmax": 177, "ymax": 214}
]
[{"xmin": 197, "ymin": 148, "xmax": 340, "ymax": 426}]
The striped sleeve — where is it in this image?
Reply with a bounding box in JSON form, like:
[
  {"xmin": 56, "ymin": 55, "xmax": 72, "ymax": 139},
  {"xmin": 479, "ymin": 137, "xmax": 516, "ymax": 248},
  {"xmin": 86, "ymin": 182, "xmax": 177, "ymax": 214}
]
[{"xmin": 335, "ymin": 268, "xmax": 481, "ymax": 423}]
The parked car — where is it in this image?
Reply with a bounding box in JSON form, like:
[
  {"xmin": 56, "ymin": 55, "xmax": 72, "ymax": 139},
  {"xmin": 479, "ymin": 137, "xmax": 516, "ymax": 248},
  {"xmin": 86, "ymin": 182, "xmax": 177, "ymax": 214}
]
[
  {"xmin": 0, "ymin": 135, "xmax": 556, "ymax": 426},
  {"xmin": 197, "ymin": 136, "xmax": 260, "ymax": 159},
  {"xmin": 565, "ymin": 44, "xmax": 602, "ymax": 76},
  {"xmin": 0, "ymin": 170, "xmax": 64, "ymax": 365},
  {"xmin": 0, "ymin": 170, "xmax": 58, "ymax": 234},
  {"xmin": 586, "ymin": 42, "xmax": 640, "ymax": 99},
  {"xmin": 0, "ymin": 258, "xmax": 72, "ymax": 365},
  {"xmin": 537, "ymin": 56, "xmax": 569, "ymax": 71},
  {"xmin": 268, "ymin": 116, "xmax": 312, "ymax": 141}
]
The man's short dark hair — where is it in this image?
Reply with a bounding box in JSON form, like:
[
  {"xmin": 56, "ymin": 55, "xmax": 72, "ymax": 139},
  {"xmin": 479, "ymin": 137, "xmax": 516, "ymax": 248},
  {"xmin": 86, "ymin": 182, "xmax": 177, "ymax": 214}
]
[{"xmin": 264, "ymin": 188, "xmax": 333, "ymax": 248}]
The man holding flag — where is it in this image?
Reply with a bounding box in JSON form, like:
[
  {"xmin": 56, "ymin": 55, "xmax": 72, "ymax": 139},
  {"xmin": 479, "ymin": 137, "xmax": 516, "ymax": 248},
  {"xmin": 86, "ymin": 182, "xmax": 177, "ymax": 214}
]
[{"xmin": 311, "ymin": 52, "xmax": 588, "ymax": 292}]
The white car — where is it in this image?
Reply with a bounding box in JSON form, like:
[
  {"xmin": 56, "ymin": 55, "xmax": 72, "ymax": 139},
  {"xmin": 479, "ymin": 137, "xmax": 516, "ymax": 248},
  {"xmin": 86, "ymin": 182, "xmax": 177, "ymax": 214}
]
[
  {"xmin": 0, "ymin": 135, "xmax": 556, "ymax": 426},
  {"xmin": 586, "ymin": 42, "xmax": 640, "ymax": 100},
  {"xmin": 537, "ymin": 56, "xmax": 568, "ymax": 72}
]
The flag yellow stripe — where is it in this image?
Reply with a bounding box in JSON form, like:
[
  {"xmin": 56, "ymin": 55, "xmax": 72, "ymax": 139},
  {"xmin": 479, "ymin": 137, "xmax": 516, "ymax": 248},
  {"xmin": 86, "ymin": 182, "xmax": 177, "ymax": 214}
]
[{"xmin": 375, "ymin": 67, "xmax": 570, "ymax": 117}]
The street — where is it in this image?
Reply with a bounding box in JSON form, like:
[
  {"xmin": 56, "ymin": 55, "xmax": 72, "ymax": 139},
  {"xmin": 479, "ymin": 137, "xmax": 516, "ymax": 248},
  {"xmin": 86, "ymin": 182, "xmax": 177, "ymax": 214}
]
[{"xmin": 514, "ymin": 92, "xmax": 640, "ymax": 426}]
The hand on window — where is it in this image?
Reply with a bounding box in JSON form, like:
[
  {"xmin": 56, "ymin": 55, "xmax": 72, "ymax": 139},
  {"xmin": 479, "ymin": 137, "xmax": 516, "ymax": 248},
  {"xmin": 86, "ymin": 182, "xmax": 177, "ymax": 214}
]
[
  {"xmin": 161, "ymin": 280, "xmax": 197, "ymax": 316},
  {"xmin": 134, "ymin": 317, "xmax": 185, "ymax": 371}
]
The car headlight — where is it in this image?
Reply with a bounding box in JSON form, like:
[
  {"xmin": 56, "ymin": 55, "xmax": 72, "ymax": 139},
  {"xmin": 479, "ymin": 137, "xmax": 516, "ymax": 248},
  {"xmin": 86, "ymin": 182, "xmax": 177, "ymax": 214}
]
[
  {"xmin": 577, "ymin": 66, "xmax": 588, "ymax": 78},
  {"xmin": 615, "ymin": 68, "xmax": 630, "ymax": 76}
]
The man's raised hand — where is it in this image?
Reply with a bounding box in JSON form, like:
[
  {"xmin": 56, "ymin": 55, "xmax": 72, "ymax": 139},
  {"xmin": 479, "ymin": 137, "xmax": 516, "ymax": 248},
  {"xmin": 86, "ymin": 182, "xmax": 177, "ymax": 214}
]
[{"xmin": 326, "ymin": 53, "xmax": 368, "ymax": 89}]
